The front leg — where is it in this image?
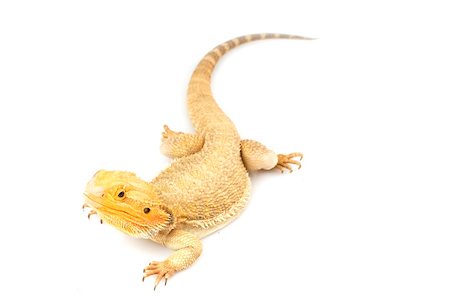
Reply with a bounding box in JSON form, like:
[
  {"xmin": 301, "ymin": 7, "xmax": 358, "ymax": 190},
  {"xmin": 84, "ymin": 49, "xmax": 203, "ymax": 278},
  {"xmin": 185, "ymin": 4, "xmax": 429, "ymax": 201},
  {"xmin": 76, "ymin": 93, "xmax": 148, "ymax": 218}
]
[
  {"xmin": 160, "ymin": 125, "xmax": 204, "ymax": 158},
  {"xmin": 143, "ymin": 229, "xmax": 202, "ymax": 289}
]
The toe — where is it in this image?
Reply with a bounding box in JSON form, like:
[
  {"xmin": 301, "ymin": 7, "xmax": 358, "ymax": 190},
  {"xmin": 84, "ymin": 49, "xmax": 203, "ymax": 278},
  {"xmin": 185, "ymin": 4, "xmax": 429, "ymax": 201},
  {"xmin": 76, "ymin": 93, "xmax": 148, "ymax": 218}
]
[
  {"xmin": 154, "ymin": 274, "xmax": 165, "ymax": 290},
  {"xmin": 288, "ymin": 159, "xmax": 301, "ymax": 168},
  {"xmin": 275, "ymin": 165, "xmax": 285, "ymax": 173},
  {"xmin": 287, "ymin": 152, "xmax": 302, "ymax": 158},
  {"xmin": 145, "ymin": 263, "xmax": 159, "ymax": 271},
  {"xmin": 282, "ymin": 163, "xmax": 293, "ymax": 173}
]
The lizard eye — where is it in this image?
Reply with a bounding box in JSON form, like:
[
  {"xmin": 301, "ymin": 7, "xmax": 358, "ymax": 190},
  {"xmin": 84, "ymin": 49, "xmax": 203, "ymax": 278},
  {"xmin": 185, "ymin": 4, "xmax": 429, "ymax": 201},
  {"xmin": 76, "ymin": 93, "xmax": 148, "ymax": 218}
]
[
  {"xmin": 143, "ymin": 207, "xmax": 151, "ymax": 214},
  {"xmin": 117, "ymin": 191, "xmax": 125, "ymax": 198}
]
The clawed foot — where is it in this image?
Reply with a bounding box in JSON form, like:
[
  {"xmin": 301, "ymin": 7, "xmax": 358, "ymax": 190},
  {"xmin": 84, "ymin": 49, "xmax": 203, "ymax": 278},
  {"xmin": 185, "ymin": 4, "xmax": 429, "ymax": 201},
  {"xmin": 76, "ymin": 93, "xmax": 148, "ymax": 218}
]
[
  {"xmin": 143, "ymin": 261, "xmax": 175, "ymax": 290},
  {"xmin": 161, "ymin": 125, "xmax": 177, "ymax": 140},
  {"xmin": 276, "ymin": 152, "xmax": 303, "ymax": 173},
  {"xmin": 82, "ymin": 204, "xmax": 103, "ymax": 224}
]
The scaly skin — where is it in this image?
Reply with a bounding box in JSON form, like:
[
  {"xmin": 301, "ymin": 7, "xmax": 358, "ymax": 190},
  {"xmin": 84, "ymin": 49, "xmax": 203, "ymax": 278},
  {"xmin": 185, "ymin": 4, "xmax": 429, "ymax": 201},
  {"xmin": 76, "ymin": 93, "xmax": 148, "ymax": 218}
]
[{"xmin": 83, "ymin": 33, "xmax": 311, "ymax": 289}]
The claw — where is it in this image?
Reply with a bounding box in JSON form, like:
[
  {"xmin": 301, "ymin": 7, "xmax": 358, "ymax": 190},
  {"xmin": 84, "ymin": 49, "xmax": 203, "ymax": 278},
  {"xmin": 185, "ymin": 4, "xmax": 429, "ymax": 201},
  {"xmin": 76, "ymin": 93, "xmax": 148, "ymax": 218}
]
[
  {"xmin": 154, "ymin": 274, "xmax": 164, "ymax": 290},
  {"xmin": 275, "ymin": 165, "xmax": 284, "ymax": 173},
  {"xmin": 282, "ymin": 163, "xmax": 293, "ymax": 172},
  {"xmin": 287, "ymin": 159, "xmax": 301, "ymax": 169},
  {"xmin": 276, "ymin": 152, "xmax": 303, "ymax": 173},
  {"xmin": 82, "ymin": 203, "xmax": 90, "ymax": 210},
  {"xmin": 87, "ymin": 210, "xmax": 97, "ymax": 219},
  {"xmin": 143, "ymin": 261, "xmax": 175, "ymax": 290},
  {"xmin": 162, "ymin": 125, "xmax": 176, "ymax": 139},
  {"xmin": 275, "ymin": 165, "xmax": 285, "ymax": 173}
]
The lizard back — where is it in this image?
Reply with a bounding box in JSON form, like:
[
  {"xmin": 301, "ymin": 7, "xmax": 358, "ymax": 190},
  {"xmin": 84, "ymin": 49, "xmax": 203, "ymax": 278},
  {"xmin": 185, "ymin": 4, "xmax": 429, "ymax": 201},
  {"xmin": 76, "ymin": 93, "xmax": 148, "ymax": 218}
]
[{"xmin": 152, "ymin": 34, "xmax": 309, "ymax": 236}]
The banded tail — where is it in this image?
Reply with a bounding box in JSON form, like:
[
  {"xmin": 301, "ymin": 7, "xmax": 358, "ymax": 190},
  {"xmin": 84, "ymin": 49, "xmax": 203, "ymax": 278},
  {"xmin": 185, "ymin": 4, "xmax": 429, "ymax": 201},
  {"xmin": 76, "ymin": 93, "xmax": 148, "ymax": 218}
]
[{"xmin": 187, "ymin": 33, "xmax": 314, "ymax": 134}]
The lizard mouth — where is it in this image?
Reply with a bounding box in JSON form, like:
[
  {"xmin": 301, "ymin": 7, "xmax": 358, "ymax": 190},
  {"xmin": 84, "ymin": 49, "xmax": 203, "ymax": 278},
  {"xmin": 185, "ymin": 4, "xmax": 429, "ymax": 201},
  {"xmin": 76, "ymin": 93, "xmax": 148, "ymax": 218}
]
[
  {"xmin": 83, "ymin": 193, "xmax": 149, "ymax": 232},
  {"xmin": 83, "ymin": 193, "xmax": 173, "ymax": 238}
]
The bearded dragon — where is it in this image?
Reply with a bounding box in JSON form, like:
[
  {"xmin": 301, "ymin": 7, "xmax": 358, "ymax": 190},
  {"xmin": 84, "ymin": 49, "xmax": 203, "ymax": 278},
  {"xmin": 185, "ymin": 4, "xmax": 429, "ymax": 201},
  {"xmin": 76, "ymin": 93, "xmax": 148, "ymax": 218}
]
[{"xmin": 83, "ymin": 33, "xmax": 311, "ymax": 289}]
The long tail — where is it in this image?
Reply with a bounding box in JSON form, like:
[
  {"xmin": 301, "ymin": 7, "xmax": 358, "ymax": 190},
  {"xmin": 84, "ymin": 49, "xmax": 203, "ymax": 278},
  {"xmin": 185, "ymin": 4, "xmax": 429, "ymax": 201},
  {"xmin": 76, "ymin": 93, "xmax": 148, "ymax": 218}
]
[{"xmin": 187, "ymin": 33, "xmax": 314, "ymax": 135}]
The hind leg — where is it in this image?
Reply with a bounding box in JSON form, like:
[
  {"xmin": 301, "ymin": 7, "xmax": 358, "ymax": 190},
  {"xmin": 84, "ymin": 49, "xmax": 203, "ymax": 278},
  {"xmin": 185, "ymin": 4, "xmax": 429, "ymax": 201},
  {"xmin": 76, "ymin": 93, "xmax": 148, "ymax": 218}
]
[
  {"xmin": 240, "ymin": 139, "xmax": 302, "ymax": 173},
  {"xmin": 160, "ymin": 125, "xmax": 204, "ymax": 158}
]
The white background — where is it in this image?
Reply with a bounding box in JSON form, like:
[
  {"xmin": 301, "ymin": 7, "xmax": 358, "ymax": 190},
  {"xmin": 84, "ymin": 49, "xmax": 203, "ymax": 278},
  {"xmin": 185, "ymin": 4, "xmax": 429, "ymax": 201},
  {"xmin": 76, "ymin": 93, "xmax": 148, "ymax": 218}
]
[{"xmin": 1, "ymin": 1, "xmax": 449, "ymax": 298}]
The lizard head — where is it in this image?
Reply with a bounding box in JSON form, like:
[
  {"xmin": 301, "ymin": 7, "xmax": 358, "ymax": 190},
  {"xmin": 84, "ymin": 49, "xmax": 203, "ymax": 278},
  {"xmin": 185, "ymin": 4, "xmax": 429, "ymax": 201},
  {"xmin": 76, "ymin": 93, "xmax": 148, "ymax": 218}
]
[{"xmin": 83, "ymin": 170, "xmax": 174, "ymax": 238}]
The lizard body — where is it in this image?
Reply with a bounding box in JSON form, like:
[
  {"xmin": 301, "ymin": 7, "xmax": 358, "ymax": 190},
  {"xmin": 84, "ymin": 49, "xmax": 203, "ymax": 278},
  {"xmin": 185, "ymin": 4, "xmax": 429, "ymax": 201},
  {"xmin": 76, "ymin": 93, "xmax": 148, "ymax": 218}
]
[{"xmin": 84, "ymin": 33, "xmax": 310, "ymax": 288}]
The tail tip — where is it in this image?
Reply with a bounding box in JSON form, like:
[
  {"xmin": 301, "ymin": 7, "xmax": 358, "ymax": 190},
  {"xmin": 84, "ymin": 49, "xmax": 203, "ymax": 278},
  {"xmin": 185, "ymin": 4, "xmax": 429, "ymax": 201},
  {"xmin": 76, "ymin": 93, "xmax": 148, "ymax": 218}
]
[{"xmin": 289, "ymin": 35, "xmax": 318, "ymax": 41}]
